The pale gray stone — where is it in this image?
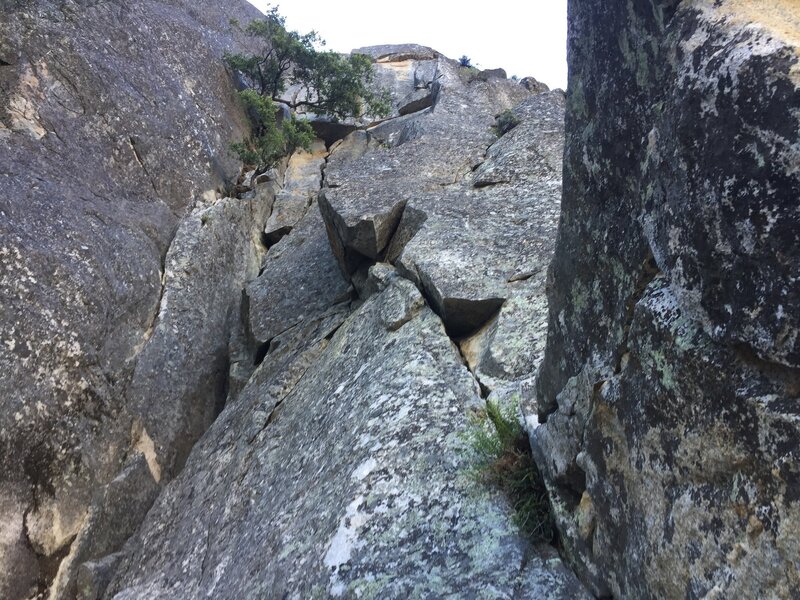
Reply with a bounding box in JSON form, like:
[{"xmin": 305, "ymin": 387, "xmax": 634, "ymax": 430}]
[
  {"xmin": 107, "ymin": 277, "xmax": 583, "ymax": 599},
  {"xmin": 248, "ymin": 202, "xmax": 352, "ymax": 345},
  {"xmin": 0, "ymin": 1, "xmax": 265, "ymax": 597}
]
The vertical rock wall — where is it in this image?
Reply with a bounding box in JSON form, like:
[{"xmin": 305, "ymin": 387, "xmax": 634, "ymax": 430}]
[
  {"xmin": 534, "ymin": 1, "xmax": 800, "ymax": 597},
  {"xmin": 0, "ymin": 1, "xmax": 266, "ymax": 598}
]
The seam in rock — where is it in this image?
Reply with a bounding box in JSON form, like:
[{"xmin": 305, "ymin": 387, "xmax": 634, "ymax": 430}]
[
  {"xmin": 733, "ymin": 343, "xmax": 800, "ymax": 398},
  {"xmin": 613, "ymin": 251, "xmax": 661, "ymax": 374},
  {"xmin": 127, "ymin": 136, "xmax": 159, "ymax": 196},
  {"xmin": 453, "ymin": 340, "xmax": 491, "ymax": 399},
  {"xmin": 138, "ymin": 223, "xmax": 179, "ymax": 349}
]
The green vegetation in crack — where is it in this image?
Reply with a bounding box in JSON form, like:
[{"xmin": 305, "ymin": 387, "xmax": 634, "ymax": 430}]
[
  {"xmin": 229, "ymin": 90, "xmax": 314, "ymax": 167},
  {"xmin": 462, "ymin": 397, "xmax": 554, "ymax": 542},
  {"xmin": 224, "ymin": 5, "xmax": 390, "ymax": 168},
  {"xmin": 493, "ymin": 109, "xmax": 521, "ymax": 136}
]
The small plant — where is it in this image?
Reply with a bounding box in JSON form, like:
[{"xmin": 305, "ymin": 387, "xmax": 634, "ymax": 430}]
[
  {"xmin": 228, "ymin": 17, "xmax": 240, "ymax": 28},
  {"xmin": 458, "ymin": 66, "xmax": 482, "ymax": 85},
  {"xmin": 458, "ymin": 55, "xmax": 472, "ymax": 68},
  {"xmin": 462, "ymin": 398, "xmax": 554, "ymax": 542},
  {"xmin": 493, "ymin": 109, "xmax": 521, "ymax": 136}
]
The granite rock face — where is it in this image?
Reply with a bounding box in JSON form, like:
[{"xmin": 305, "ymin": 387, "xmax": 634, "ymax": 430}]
[
  {"xmin": 104, "ymin": 46, "xmax": 587, "ymax": 599},
  {"xmin": 394, "ymin": 92, "xmax": 565, "ymax": 402},
  {"xmin": 0, "ymin": 0, "xmax": 266, "ymax": 597},
  {"xmin": 108, "ymin": 275, "xmax": 535, "ymax": 599},
  {"xmin": 264, "ymin": 140, "xmax": 328, "ymax": 245},
  {"xmin": 533, "ymin": 1, "xmax": 800, "ymax": 597},
  {"xmin": 320, "ymin": 55, "xmax": 533, "ymax": 272},
  {"xmin": 248, "ymin": 143, "xmax": 352, "ymax": 346}
]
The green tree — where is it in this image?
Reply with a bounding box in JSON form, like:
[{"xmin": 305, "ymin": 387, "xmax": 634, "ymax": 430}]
[{"xmin": 225, "ymin": 6, "xmax": 390, "ymax": 167}]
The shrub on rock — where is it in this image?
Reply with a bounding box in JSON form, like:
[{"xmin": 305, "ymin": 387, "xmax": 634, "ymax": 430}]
[{"xmin": 224, "ymin": 6, "xmax": 389, "ymax": 167}]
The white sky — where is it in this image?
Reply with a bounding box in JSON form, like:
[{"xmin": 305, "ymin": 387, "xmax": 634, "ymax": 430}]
[{"xmin": 247, "ymin": 1, "xmax": 568, "ymax": 90}]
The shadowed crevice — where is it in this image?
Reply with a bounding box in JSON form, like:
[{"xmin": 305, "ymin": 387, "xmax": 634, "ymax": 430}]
[{"xmin": 441, "ymin": 297, "xmax": 506, "ymax": 340}]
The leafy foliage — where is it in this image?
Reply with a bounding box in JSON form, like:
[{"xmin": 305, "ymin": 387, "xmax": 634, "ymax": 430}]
[
  {"xmin": 458, "ymin": 55, "xmax": 472, "ymax": 68},
  {"xmin": 493, "ymin": 109, "xmax": 521, "ymax": 136},
  {"xmin": 224, "ymin": 6, "xmax": 390, "ymax": 166},
  {"xmin": 292, "ymin": 51, "xmax": 390, "ymax": 120},
  {"xmin": 224, "ymin": 7, "xmax": 320, "ymax": 101},
  {"xmin": 230, "ymin": 90, "xmax": 313, "ymax": 167},
  {"xmin": 463, "ymin": 398, "xmax": 554, "ymax": 542}
]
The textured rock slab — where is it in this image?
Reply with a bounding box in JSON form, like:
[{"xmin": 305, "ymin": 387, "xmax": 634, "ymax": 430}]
[
  {"xmin": 641, "ymin": 0, "xmax": 800, "ymax": 367},
  {"xmin": 126, "ymin": 191, "xmax": 273, "ymax": 479},
  {"xmin": 517, "ymin": 544, "xmax": 594, "ymax": 600},
  {"xmin": 77, "ymin": 553, "xmax": 123, "ymax": 600},
  {"xmin": 538, "ymin": 279, "xmax": 800, "ymax": 598},
  {"xmin": 533, "ymin": 1, "xmax": 800, "ymax": 597},
  {"xmin": 320, "ymin": 58, "xmax": 532, "ymax": 272},
  {"xmin": 398, "ymin": 87, "xmax": 436, "ymax": 116},
  {"xmin": 105, "ymin": 276, "xmax": 591, "ymax": 599},
  {"xmin": 394, "ymin": 92, "xmax": 564, "ymax": 356},
  {"xmin": 248, "ymin": 202, "xmax": 352, "ymax": 345}
]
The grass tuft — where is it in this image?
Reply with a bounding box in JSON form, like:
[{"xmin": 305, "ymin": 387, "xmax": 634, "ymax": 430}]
[{"xmin": 463, "ymin": 398, "xmax": 554, "ymax": 542}]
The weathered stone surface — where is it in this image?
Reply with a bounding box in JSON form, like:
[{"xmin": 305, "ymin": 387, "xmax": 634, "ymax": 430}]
[
  {"xmin": 352, "ymin": 43, "xmax": 441, "ymax": 63},
  {"xmin": 52, "ymin": 455, "xmax": 159, "ymax": 600},
  {"xmin": 76, "ymin": 553, "xmax": 123, "ymax": 600},
  {"xmin": 264, "ymin": 140, "xmax": 327, "ymax": 244},
  {"xmin": 326, "ymin": 130, "xmax": 378, "ymax": 170},
  {"xmin": 16, "ymin": 186, "xmax": 276, "ymax": 598},
  {"xmin": 397, "ymin": 87, "xmax": 436, "ymax": 115},
  {"xmin": 394, "ymin": 93, "xmax": 564, "ymax": 382},
  {"xmin": 127, "ymin": 189, "xmax": 273, "ymax": 477},
  {"xmin": 2, "ymin": 7, "xmax": 583, "ymax": 591},
  {"xmin": 320, "ymin": 56, "xmax": 532, "ymax": 273},
  {"xmin": 0, "ymin": 484, "xmax": 38, "ymax": 600},
  {"xmin": 517, "ymin": 544, "xmax": 594, "ymax": 600},
  {"xmin": 533, "ymin": 1, "xmax": 800, "ymax": 597},
  {"xmin": 0, "ymin": 1, "xmax": 266, "ymax": 594},
  {"xmin": 107, "ymin": 274, "xmax": 587, "ymax": 599},
  {"xmin": 248, "ymin": 202, "xmax": 352, "ymax": 345}
]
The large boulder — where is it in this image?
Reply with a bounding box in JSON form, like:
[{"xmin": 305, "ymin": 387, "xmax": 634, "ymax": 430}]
[
  {"xmin": 0, "ymin": 0, "xmax": 266, "ymax": 597},
  {"xmin": 107, "ymin": 271, "xmax": 586, "ymax": 599},
  {"xmin": 533, "ymin": 1, "xmax": 800, "ymax": 597}
]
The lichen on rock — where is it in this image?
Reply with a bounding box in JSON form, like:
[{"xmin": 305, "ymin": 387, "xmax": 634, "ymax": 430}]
[{"xmin": 533, "ymin": 1, "xmax": 800, "ymax": 597}]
